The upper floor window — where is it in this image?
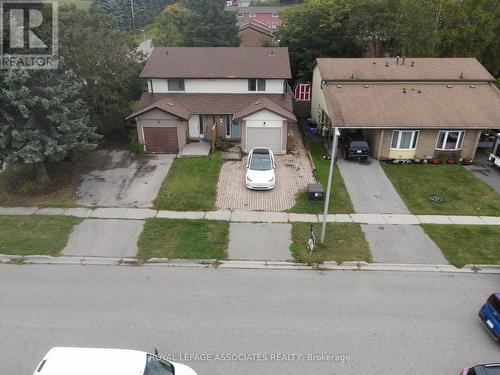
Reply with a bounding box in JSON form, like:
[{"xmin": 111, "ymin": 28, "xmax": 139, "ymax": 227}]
[
  {"xmin": 168, "ymin": 79, "xmax": 185, "ymax": 91},
  {"xmin": 270, "ymin": 22, "xmax": 278, "ymax": 29},
  {"xmin": 391, "ymin": 130, "xmax": 419, "ymax": 150},
  {"xmin": 248, "ymin": 79, "xmax": 266, "ymax": 92},
  {"xmin": 436, "ymin": 130, "xmax": 465, "ymax": 150},
  {"xmin": 272, "ymin": 12, "xmax": 279, "ymax": 17}
]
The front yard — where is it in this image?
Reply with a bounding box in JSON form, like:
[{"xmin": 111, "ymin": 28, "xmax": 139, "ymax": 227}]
[
  {"xmin": 0, "ymin": 215, "xmax": 82, "ymax": 256},
  {"xmin": 382, "ymin": 164, "xmax": 500, "ymax": 216},
  {"xmin": 289, "ymin": 137, "xmax": 353, "ymax": 214},
  {"xmin": 154, "ymin": 153, "xmax": 224, "ymax": 211},
  {"xmin": 290, "ymin": 222, "xmax": 372, "ymax": 264},
  {"xmin": 422, "ymin": 224, "xmax": 500, "ymax": 267},
  {"xmin": 0, "ymin": 163, "xmax": 77, "ymax": 207},
  {"xmin": 137, "ymin": 218, "xmax": 229, "ymax": 260}
]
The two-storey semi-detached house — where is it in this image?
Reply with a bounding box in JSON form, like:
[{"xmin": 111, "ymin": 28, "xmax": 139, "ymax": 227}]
[
  {"xmin": 311, "ymin": 57, "xmax": 500, "ymax": 161},
  {"xmin": 128, "ymin": 47, "xmax": 295, "ymax": 154}
]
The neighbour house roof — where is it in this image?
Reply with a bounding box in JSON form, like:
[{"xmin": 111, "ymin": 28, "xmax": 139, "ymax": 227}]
[
  {"xmin": 140, "ymin": 47, "xmax": 291, "ymax": 79},
  {"xmin": 127, "ymin": 92, "xmax": 295, "ymax": 121},
  {"xmin": 322, "ymin": 82, "xmax": 500, "ymax": 128},
  {"xmin": 316, "ymin": 58, "xmax": 495, "ymax": 82},
  {"xmin": 239, "ymin": 19, "xmax": 274, "ymax": 37},
  {"xmin": 231, "ymin": 6, "xmax": 289, "ymax": 13}
]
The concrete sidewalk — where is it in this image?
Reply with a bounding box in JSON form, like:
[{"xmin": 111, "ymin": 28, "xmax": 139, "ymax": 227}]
[{"xmin": 1, "ymin": 206, "xmax": 499, "ymax": 225}]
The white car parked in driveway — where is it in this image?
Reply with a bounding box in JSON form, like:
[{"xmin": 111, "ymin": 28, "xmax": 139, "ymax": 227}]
[
  {"xmin": 245, "ymin": 147, "xmax": 276, "ymax": 190},
  {"xmin": 33, "ymin": 347, "xmax": 197, "ymax": 375}
]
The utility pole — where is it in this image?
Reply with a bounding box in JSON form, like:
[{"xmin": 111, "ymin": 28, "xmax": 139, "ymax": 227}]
[
  {"xmin": 320, "ymin": 126, "xmax": 339, "ymax": 244},
  {"xmin": 130, "ymin": 0, "xmax": 136, "ymax": 30}
]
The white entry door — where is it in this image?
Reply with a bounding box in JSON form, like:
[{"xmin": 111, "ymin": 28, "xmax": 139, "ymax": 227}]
[{"xmin": 188, "ymin": 115, "xmax": 203, "ymax": 138}]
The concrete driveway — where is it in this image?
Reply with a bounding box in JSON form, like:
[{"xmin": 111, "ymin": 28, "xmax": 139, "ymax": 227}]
[
  {"xmin": 338, "ymin": 158, "xmax": 409, "ymax": 214},
  {"xmin": 77, "ymin": 149, "xmax": 174, "ymax": 207},
  {"xmin": 216, "ymin": 127, "xmax": 315, "ymax": 212}
]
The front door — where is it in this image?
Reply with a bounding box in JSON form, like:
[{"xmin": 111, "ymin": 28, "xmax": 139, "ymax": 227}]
[{"xmin": 231, "ymin": 118, "xmax": 240, "ymax": 139}]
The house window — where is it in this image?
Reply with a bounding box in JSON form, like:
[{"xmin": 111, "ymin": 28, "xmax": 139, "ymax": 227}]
[
  {"xmin": 270, "ymin": 22, "xmax": 277, "ymax": 29},
  {"xmin": 435, "ymin": 130, "xmax": 465, "ymax": 150},
  {"xmin": 248, "ymin": 79, "xmax": 266, "ymax": 91},
  {"xmin": 272, "ymin": 12, "xmax": 279, "ymax": 17},
  {"xmin": 391, "ymin": 130, "xmax": 419, "ymax": 150},
  {"xmin": 168, "ymin": 79, "xmax": 185, "ymax": 91}
]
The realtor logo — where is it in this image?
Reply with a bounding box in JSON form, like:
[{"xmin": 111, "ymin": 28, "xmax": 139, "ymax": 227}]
[{"xmin": 0, "ymin": 0, "xmax": 58, "ymax": 69}]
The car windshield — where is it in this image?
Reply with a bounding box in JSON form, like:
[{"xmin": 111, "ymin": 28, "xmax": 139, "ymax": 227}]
[
  {"xmin": 351, "ymin": 141, "xmax": 368, "ymax": 149},
  {"xmin": 488, "ymin": 294, "xmax": 500, "ymax": 312},
  {"xmin": 144, "ymin": 354, "xmax": 174, "ymax": 375},
  {"xmin": 249, "ymin": 153, "xmax": 272, "ymax": 171}
]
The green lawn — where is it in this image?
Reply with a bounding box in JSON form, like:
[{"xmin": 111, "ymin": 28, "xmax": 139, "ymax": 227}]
[
  {"xmin": 0, "ymin": 215, "xmax": 82, "ymax": 256},
  {"xmin": 382, "ymin": 164, "xmax": 500, "ymax": 216},
  {"xmin": 422, "ymin": 224, "xmax": 500, "ymax": 267},
  {"xmin": 290, "ymin": 222, "xmax": 372, "ymax": 264},
  {"xmin": 137, "ymin": 218, "xmax": 229, "ymax": 260},
  {"xmin": 289, "ymin": 137, "xmax": 353, "ymax": 214},
  {"xmin": 58, "ymin": 0, "xmax": 92, "ymax": 9},
  {"xmin": 154, "ymin": 153, "xmax": 223, "ymax": 211},
  {"xmin": 0, "ymin": 163, "xmax": 77, "ymax": 208}
]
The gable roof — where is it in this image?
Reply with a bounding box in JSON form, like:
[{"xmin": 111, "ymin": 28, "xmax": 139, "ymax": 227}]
[
  {"xmin": 127, "ymin": 93, "xmax": 294, "ymax": 121},
  {"xmin": 316, "ymin": 58, "xmax": 495, "ymax": 82},
  {"xmin": 322, "ymin": 82, "xmax": 500, "ymax": 128},
  {"xmin": 230, "ymin": 6, "xmax": 289, "ymax": 13},
  {"xmin": 239, "ymin": 19, "xmax": 274, "ymax": 37},
  {"xmin": 140, "ymin": 47, "xmax": 291, "ymax": 79}
]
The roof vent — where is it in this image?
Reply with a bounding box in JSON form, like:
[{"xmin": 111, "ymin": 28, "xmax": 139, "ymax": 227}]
[
  {"xmin": 165, "ymin": 50, "xmax": 168, "ymax": 55},
  {"xmin": 447, "ymin": 84, "xmax": 453, "ymax": 88},
  {"xmin": 364, "ymin": 84, "xmax": 369, "ymax": 88},
  {"xmin": 385, "ymin": 61, "xmax": 389, "ymax": 67},
  {"xmin": 270, "ymin": 50, "xmax": 274, "ymax": 56},
  {"xmin": 418, "ymin": 89, "xmax": 422, "ymax": 93},
  {"xmin": 402, "ymin": 56, "xmax": 406, "ymax": 65},
  {"xmin": 373, "ymin": 61, "xmax": 376, "ymax": 65},
  {"xmin": 255, "ymin": 101, "xmax": 261, "ymax": 105},
  {"xmin": 460, "ymin": 72, "xmax": 464, "ymax": 79},
  {"xmin": 396, "ymin": 56, "xmax": 400, "ymax": 64},
  {"xmin": 411, "ymin": 61, "xmax": 415, "ymax": 67},
  {"xmin": 336, "ymin": 84, "xmax": 342, "ymax": 88},
  {"xmin": 469, "ymin": 84, "xmax": 476, "ymax": 88},
  {"xmin": 403, "ymin": 88, "xmax": 406, "ymax": 94},
  {"xmin": 167, "ymin": 102, "xmax": 174, "ymax": 106},
  {"xmin": 351, "ymin": 74, "xmax": 354, "ymax": 79}
]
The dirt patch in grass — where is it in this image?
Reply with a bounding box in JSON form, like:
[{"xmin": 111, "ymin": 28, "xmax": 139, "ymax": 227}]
[
  {"xmin": 382, "ymin": 164, "xmax": 500, "ymax": 216},
  {"xmin": 138, "ymin": 218, "xmax": 229, "ymax": 260},
  {"xmin": 154, "ymin": 153, "xmax": 223, "ymax": 211},
  {"xmin": 289, "ymin": 137, "xmax": 353, "ymax": 214},
  {"xmin": 422, "ymin": 224, "xmax": 500, "ymax": 267},
  {"xmin": 290, "ymin": 222, "xmax": 372, "ymax": 264},
  {"xmin": 0, "ymin": 162, "xmax": 77, "ymax": 207},
  {"xmin": 0, "ymin": 215, "xmax": 82, "ymax": 256}
]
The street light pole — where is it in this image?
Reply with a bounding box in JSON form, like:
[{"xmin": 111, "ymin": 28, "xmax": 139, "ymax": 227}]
[
  {"xmin": 320, "ymin": 126, "xmax": 339, "ymax": 244},
  {"xmin": 130, "ymin": 0, "xmax": 136, "ymax": 30}
]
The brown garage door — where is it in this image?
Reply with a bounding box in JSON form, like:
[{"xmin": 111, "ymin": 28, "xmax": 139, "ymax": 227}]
[{"xmin": 143, "ymin": 127, "xmax": 178, "ymax": 153}]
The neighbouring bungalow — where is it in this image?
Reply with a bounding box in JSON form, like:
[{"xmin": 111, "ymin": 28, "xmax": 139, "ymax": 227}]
[
  {"xmin": 127, "ymin": 47, "xmax": 295, "ymax": 155},
  {"xmin": 311, "ymin": 57, "xmax": 500, "ymax": 161}
]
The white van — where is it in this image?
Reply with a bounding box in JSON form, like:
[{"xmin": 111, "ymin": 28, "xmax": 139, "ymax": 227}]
[{"xmin": 33, "ymin": 347, "xmax": 197, "ymax": 375}]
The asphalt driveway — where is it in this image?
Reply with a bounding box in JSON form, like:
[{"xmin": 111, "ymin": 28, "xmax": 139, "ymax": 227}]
[
  {"xmin": 465, "ymin": 153, "xmax": 500, "ymax": 194},
  {"xmin": 337, "ymin": 158, "xmax": 409, "ymax": 214},
  {"xmin": 77, "ymin": 149, "xmax": 174, "ymax": 207}
]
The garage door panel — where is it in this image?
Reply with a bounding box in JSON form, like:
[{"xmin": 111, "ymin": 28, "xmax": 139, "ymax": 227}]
[
  {"xmin": 143, "ymin": 127, "xmax": 178, "ymax": 153},
  {"xmin": 246, "ymin": 127, "xmax": 282, "ymax": 153}
]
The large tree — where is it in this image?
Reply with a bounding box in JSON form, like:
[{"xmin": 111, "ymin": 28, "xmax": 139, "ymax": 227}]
[
  {"xmin": 0, "ymin": 66, "xmax": 100, "ymax": 182},
  {"xmin": 151, "ymin": 2, "xmax": 191, "ymax": 46},
  {"xmin": 279, "ymin": 0, "xmax": 362, "ymax": 80},
  {"xmin": 59, "ymin": 6, "xmax": 145, "ymax": 133}
]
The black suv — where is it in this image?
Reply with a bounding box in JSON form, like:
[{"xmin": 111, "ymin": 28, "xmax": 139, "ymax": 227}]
[{"xmin": 339, "ymin": 135, "xmax": 369, "ymax": 160}]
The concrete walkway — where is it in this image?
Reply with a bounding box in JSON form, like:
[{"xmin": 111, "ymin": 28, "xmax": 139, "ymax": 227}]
[
  {"xmin": 337, "ymin": 158, "xmax": 409, "ymax": 214},
  {"xmin": 1, "ymin": 206, "xmax": 499, "ymax": 225}
]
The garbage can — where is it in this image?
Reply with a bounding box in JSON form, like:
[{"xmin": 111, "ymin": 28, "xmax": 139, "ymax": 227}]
[{"xmin": 307, "ymin": 183, "xmax": 324, "ymax": 201}]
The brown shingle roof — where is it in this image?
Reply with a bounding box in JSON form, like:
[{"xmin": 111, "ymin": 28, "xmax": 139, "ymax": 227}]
[
  {"xmin": 140, "ymin": 47, "xmax": 291, "ymax": 79},
  {"xmin": 128, "ymin": 92, "xmax": 294, "ymax": 120},
  {"xmin": 234, "ymin": 97, "xmax": 295, "ymax": 120},
  {"xmin": 322, "ymin": 83, "xmax": 500, "ymax": 128},
  {"xmin": 316, "ymin": 58, "xmax": 495, "ymax": 82},
  {"xmin": 238, "ymin": 19, "xmax": 274, "ymax": 37}
]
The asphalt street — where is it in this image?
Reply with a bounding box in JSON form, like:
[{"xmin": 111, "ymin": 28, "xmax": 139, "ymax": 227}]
[{"xmin": 0, "ymin": 265, "xmax": 498, "ymax": 375}]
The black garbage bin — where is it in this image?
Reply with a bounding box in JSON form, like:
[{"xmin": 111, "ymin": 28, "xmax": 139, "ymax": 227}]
[{"xmin": 307, "ymin": 183, "xmax": 324, "ymax": 201}]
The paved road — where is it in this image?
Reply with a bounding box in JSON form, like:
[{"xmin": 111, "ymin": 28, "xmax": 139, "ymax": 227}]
[
  {"xmin": 77, "ymin": 149, "xmax": 174, "ymax": 207},
  {"xmin": 337, "ymin": 158, "xmax": 409, "ymax": 214},
  {"xmin": 1, "ymin": 266, "xmax": 498, "ymax": 375}
]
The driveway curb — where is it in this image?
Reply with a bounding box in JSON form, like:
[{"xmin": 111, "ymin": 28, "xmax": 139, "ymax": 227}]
[{"xmin": 1, "ymin": 254, "xmax": 499, "ymax": 274}]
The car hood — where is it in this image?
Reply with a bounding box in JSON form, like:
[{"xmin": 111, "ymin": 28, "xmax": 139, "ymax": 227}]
[
  {"xmin": 172, "ymin": 361, "xmax": 198, "ymax": 375},
  {"xmin": 246, "ymin": 169, "xmax": 274, "ymax": 183}
]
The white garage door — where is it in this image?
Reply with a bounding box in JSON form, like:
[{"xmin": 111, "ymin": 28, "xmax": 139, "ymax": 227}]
[{"xmin": 246, "ymin": 127, "xmax": 282, "ymax": 153}]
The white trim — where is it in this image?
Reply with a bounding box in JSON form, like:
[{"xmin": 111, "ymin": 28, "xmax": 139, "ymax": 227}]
[
  {"xmin": 435, "ymin": 130, "xmax": 466, "ymax": 151},
  {"xmin": 390, "ymin": 130, "xmax": 419, "ymax": 150},
  {"xmin": 141, "ymin": 127, "xmax": 146, "ymax": 152}
]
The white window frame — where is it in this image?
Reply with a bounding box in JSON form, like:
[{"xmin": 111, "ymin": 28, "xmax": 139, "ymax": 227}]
[
  {"xmin": 391, "ymin": 130, "xmax": 419, "ymax": 150},
  {"xmin": 168, "ymin": 79, "xmax": 185, "ymax": 92},
  {"xmin": 435, "ymin": 130, "xmax": 466, "ymax": 151},
  {"xmin": 248, "ymin": 78, "xmax": 266, "ymax": 92}
]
